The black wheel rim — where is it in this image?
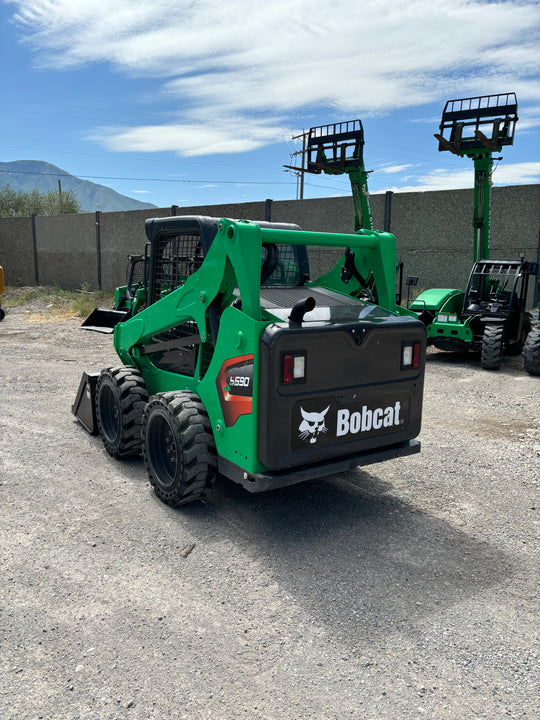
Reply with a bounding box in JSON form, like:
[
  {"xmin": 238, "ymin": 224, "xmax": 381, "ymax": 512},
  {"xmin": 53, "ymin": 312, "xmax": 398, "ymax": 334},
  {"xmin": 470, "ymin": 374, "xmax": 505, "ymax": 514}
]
[
  {"xmin": 99, "ymin": 383, "xmax": 120, "ymax": 443},
  {"xmin": 147, "ymin": 412, "xmax": 178, "ymax": 488}
]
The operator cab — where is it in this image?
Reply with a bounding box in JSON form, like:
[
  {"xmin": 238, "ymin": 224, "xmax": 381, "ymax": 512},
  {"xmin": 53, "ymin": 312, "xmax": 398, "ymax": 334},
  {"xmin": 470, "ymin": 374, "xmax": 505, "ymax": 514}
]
[
  {"xmin": 143, "ymin": 215, "xmax": 309, "ymax": 307},
  {"xmin": 461, "ymin": 258, "xmax": 537, "ymax": 320}
]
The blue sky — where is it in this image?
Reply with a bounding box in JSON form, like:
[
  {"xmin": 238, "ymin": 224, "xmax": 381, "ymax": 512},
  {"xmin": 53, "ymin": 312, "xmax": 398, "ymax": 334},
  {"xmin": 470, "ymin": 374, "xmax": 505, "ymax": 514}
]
[{"xmin": 1, "ymin": 0, "xmax": 539, "ymax": 210}]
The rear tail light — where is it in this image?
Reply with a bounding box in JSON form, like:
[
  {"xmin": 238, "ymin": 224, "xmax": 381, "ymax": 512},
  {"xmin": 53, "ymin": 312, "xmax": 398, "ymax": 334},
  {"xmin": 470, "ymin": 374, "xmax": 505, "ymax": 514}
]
[
  {"xmin": 402, "ymin": 341, "xmax": 421, "ymax": 369},
  {"xmin": 282, "ymin": 353, "xmax": 294, "ymax": 383},
  {"xmin": 412, "ymin": 341, "xmax": 421, "ymax": 368},
  {"xmin": 282, "ymin": 352, "xmax": 306, "ymax": 384}
]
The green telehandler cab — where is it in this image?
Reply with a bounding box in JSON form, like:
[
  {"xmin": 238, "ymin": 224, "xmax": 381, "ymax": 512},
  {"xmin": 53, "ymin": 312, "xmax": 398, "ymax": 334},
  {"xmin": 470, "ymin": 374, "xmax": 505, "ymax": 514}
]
[
  {"xmin": 409, "ymin": 93, "xmax": 540, "ymax": 374},
  {"xmin": 74, "ymin": 212, "xmax": 426, "ymax": 507}
]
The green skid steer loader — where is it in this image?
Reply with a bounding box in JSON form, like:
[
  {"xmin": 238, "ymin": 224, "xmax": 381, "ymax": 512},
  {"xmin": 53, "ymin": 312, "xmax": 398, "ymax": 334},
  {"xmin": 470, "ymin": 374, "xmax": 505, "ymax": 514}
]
[{"xmin": 74, "ymin": 213, "xmax": 426, "ymax": 506}]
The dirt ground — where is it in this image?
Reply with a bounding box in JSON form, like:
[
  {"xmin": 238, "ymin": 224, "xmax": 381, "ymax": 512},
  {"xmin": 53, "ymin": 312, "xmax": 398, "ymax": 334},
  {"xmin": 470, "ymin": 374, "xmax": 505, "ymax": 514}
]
[{"xmin": 0, "ymin": 301, "xmax": 538, "ymax": 720}]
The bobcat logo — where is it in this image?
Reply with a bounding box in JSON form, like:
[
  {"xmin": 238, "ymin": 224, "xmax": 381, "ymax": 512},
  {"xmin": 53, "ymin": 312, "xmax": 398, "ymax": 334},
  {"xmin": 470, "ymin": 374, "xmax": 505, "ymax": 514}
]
[{"xmin": 298, "ymin": 406, "xmax": 330, "ymax": 444}]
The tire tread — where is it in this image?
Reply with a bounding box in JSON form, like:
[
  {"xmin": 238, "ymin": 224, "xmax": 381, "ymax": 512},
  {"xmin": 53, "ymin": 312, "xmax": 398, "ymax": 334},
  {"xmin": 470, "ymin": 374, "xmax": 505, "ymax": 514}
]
[
  {"xmin": 142, "ymin": 391, "xmax": 216, "ymax": 506},
  {"xmin": 481, "ymin": 324, "xmax": 504, "ymax": 371},
  {"xmin": 522, "ymin": 325, "xmax": 540, "ymax": 376},
  {"xmin": 96, "ymin": 366, "xmax": 148, "ymax": 458}
]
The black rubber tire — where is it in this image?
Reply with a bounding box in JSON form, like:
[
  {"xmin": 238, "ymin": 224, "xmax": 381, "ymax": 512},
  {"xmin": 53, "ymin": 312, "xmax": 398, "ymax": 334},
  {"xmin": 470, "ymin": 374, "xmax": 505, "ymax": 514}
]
[
  {"xmin": 481, "ymin": 323, "xmax": 504, "ymax": 371},
  {"xmin": 142, "ymin": 391, "xmax": 217, "ymax": 506},
  {"xmin": 0, "ymin": 307, "xmax": 5, "ymax": 321},
  {"xmin": 506, "ymin": 313, "xmax": 532, "ymax": 355},
  {"xmin": 96, "ymin": 366, "xmax": 148, "ymax": 458},
  {"xmin": 522, "ymin": 324, "xmax": 540, "ymax": 376}
]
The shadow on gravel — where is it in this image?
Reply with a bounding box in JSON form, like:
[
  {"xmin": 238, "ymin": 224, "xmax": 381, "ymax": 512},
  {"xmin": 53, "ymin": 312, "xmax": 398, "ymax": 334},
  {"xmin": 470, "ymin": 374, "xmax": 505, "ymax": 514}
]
[{"xmin": 176, "ymin": 469, "xmax": 512, "ymax": 651}]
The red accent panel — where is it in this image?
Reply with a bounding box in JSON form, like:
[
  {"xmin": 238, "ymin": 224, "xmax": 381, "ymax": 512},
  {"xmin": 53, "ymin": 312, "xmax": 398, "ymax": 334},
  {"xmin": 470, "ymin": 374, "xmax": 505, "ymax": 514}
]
[{"xmin": 216, "ymin": 354, "xmax": 254, "ymax": 427}]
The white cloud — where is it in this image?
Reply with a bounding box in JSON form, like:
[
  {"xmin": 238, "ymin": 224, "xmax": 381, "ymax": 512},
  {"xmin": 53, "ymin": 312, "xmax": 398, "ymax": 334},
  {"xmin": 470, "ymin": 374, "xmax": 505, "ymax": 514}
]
[
  {"xmin": 90, "ymin": 118, "xmax": 288, "ymax": 156},
  {"xmin": 388, "ymin": 162, "xmax": 540, "ymax": 192},
  {"xmin": 409, "ymin": 116, "xmax": 441, "ymax": 125},
  {"xmin": 378, "ymin": 164, "xmax": 415, "ymax": 174},
  {"xmin": 517, "ymin": 105, "xmax": 540, "ymax": 132},
  {"xmin": 492, "ymin": 161, "xmax": 540, "ymax": 185},
  {"xmin": 8, "ymin": 0, "xmax": 540, "ymax": 155}
]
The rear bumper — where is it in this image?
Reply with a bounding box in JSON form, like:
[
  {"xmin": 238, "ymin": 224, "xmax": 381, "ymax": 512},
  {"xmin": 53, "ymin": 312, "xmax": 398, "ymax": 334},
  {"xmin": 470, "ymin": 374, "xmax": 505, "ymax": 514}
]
[{"xmin": 218, "ymin": 439, "xmax": 420, "ymax": 493}]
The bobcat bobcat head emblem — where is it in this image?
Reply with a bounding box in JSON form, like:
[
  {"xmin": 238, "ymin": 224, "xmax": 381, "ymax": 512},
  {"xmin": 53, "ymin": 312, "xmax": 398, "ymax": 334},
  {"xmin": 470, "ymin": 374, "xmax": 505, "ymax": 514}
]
[{"xmin": 298, "ymin": 406, "xmax": 330, "ymax": 444}]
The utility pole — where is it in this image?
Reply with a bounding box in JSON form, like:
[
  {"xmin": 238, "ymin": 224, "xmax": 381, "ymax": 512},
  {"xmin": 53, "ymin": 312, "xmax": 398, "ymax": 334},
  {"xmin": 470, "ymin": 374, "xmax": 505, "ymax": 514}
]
[
  {"xmin": 58, "ymin": 179, "xmax": 63, "ymax": 213},
  {"xmin": 284, "ymin": 130, "xmax": 308, "ymax": 199}
]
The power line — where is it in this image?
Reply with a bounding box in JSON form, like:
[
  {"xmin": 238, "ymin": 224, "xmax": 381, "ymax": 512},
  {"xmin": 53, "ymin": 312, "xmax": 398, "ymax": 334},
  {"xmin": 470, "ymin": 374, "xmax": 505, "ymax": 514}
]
[
  {"xmin": 0, "ymin": 167, "xmax": 353, "ymax": 193},
  {"xmin": 0, "ymin": 96, "xmax": 171, "ymax": 122},
  {"xmin": 0, "ymin": 168, "xmax": 294, "ymax": 186}
]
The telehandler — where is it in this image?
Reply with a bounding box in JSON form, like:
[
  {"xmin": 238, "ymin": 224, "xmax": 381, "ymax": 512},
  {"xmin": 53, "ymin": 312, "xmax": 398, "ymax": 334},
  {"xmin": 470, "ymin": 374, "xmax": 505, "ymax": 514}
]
[
  {"xmin": 409, "ymin": 93, "xmax": 540, "ymax": 374},
  {"xmin": 74, "ymin": 125, "xmax": 426, "ymax": 506}
]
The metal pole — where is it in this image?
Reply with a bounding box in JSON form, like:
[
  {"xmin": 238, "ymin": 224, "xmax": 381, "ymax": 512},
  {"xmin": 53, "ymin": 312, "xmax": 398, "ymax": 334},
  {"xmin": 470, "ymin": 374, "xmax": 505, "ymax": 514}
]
[
  {"xmin": 534, "ymin": 230, "xmax": 540, "ymax": 308},
  {"xmin": 95, "ymin": 210, "xmax": 102, "ymax": 290},
  {"xmin": 384, "ymin": 191, "xmax": 393, "ymax": 232},
  {"xmin": 31, "ymin": 214, "xmax": 39, "ymax": 285},
  {"xmin": 300, "ymin": 131, "xmax": 306, "ymax": 200}
]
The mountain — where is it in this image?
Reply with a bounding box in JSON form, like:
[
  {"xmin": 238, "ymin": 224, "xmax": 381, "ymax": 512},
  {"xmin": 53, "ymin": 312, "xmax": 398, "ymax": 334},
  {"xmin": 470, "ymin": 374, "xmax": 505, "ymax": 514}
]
[{"xmin": 0, "ymin": 160, "xmax": 157, "ymax": 213}]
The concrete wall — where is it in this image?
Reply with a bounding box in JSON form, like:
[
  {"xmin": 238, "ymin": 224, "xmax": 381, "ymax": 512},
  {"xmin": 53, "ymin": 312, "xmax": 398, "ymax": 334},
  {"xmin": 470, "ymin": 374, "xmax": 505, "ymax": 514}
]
[
  {"xmin": 0, "ymin": 216, "xmax": 35, "ymax": 286},
  {"xmin": 34, "ymin": 213, "xmax": 98, "ymax": 288},
  {"xmin": 390, "ymin": 185, "xmax": 540, "ymax": 293},
  {"xmin": 1, "ymin": 185, "xmax": 539, "ymax": 305}
]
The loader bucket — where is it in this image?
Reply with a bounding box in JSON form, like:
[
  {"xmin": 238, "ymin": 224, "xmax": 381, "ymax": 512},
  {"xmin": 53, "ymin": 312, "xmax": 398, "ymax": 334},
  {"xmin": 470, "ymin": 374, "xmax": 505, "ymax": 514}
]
[
  {"xmin": 72, "ymin": 372, "xmax": 99, "ymax": 434},
  {"xmin": 80, "ymin": 307, "xmax": 129, "ymax": 333}
]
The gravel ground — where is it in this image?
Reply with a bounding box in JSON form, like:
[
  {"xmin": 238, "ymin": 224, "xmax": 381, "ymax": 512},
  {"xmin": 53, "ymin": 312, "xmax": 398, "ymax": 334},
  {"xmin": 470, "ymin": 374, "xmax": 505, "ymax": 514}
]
[{"xmin": 0, "ymin": 301, "xmax": 538, "ymax": 720}]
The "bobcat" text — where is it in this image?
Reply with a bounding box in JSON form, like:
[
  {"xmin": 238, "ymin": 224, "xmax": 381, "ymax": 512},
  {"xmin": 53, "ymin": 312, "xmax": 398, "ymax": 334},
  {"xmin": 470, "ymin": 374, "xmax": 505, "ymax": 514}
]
[{"xmin": 336, "ymin": 402, "xmax": 401, "ymax": 436}]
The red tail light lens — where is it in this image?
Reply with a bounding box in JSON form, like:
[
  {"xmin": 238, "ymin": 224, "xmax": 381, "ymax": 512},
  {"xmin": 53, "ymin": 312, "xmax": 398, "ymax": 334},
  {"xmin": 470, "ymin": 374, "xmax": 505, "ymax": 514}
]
[
  {"xmin": 282, "ymin": 353, "xmax": 293, "ymax": 383},
  {"xmin": 282, "ymin": 352, "xmax": 306, "ymax": 384},
  {"xmin": 412, "ymin": 341, "xmax": 421, "ymax": 369}
]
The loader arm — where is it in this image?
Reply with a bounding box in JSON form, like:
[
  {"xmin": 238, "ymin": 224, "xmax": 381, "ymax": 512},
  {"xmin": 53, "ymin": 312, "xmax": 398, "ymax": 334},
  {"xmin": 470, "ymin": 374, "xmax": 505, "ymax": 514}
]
[{"xmin": 113, "ymin": 218, "xmax": 399, "ymax": 366}]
